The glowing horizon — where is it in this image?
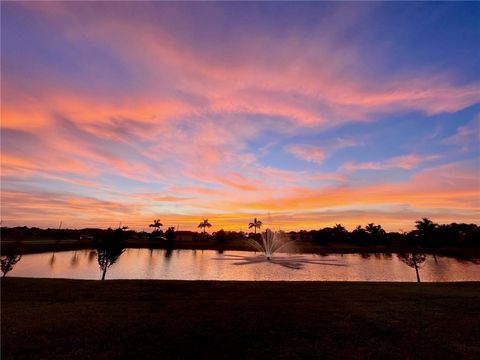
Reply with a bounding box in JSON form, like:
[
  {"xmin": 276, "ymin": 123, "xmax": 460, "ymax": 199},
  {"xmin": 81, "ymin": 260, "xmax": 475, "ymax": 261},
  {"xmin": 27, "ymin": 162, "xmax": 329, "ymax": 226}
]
[{"xmin": 1, "ymin": 2, "xmax": 479, "ymax": 232}]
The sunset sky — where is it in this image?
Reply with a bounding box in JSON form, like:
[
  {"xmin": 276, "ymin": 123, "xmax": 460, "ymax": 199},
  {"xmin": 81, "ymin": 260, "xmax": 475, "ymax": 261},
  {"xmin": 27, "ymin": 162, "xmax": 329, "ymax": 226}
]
[{"xmin": 1, "ymin": 2, "xmax": 479, "ymax": 232}]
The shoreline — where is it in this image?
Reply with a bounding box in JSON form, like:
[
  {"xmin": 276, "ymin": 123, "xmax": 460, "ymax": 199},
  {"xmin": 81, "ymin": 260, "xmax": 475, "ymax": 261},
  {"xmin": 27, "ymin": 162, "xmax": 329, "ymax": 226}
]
[{"xmin": 2, "ymin": 238, "xmax": 479, "ymax": 260}]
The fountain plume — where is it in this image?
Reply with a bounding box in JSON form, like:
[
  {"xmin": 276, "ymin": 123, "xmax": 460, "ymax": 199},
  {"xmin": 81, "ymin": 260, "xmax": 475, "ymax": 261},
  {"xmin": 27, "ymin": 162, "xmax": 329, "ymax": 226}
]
[{"xmin": 247, "ymin": 229, "xmax": 292, "ymax": 260}]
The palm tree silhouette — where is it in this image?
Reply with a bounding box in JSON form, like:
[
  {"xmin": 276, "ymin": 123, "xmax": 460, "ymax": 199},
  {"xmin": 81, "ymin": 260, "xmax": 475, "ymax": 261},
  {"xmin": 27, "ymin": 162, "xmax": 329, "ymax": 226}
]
[
  {"xmin": 332, "ymin": 224, "xmax": 346, "ymax": 242},
  {"xmin": 149, "ymin": 219, "xmax": 163, "ymax": 233},
  {"xmin": 365, "ymin": 223, "xmax": 386, "ymax": 236},
  {"xmin": 415, "ymin": 218, "xmax": 437, "ymax": 240},
  {"xmin": 198, "ymin": 219, "xmax": 212, "ymax": 235},
  {"xmin": 248, "ymin": 218, "xmax": 262, "ymax": 234}
]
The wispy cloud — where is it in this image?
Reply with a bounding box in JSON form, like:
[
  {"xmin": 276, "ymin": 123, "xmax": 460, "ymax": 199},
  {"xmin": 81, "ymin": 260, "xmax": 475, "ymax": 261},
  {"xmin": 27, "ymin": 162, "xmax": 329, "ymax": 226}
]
[
  {"xmin": 442, "ymin": 114, "xmax": 480, "ymax": 152},
  {"xmin": 286, "ymin": 145, "xmax": 326, "ymax": 164},
  {"xmin": 341, "ymin": 154, "xmax": 441, "ymax": 172},
  {"xmin": 2, "ymin": 2, "xmax": 479, "ymax": 230},
  {"xmin": 287, "ymin": 136, "xmax": 362, "ymax": 164}
]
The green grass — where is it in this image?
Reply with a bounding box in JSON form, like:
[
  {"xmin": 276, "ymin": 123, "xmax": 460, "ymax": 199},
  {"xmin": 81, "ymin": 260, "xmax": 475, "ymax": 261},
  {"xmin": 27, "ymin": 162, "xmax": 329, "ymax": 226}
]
[{"xmin": 2, "ymin": 278, "xmax": 480, "ymax": 359}]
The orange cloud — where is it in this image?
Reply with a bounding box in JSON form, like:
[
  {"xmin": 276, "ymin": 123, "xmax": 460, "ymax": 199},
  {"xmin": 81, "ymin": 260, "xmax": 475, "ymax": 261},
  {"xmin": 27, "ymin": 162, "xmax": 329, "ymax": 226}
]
[{"xmin": 2, "ymin": 3, "xmax": 479, "ymax": 232}]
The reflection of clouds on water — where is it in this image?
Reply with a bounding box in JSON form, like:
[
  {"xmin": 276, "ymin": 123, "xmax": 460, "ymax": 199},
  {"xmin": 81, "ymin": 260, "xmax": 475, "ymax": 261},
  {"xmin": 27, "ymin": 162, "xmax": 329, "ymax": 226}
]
[
  {"xmin": 7, "ymin": 250, "xmax": 480, "ymax": 281},
  {"xmin": 212, "ymin": 254, "xmax": 347, "ymax": 270}
]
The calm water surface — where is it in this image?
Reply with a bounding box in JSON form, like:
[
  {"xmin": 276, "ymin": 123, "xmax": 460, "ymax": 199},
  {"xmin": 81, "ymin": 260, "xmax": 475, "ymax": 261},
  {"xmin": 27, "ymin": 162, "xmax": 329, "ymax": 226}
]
[{"xmin": 6, "ymin": 249, "xmax": 480, "ymax": 281}]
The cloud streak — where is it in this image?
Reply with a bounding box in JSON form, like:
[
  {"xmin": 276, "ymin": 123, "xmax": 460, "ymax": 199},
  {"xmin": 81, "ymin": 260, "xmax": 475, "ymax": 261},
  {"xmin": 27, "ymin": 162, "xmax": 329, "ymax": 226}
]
[{"xmin": 341, "ymin": 154, "xmax": 441, "ymax": 172}]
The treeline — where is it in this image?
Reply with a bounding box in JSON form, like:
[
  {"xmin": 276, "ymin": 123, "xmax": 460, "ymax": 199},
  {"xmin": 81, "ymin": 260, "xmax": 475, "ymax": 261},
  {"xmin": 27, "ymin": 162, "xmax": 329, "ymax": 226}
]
[
  {"xmin": 298, "ymin": 220, "xmax": 479, "ymax": 248},
  {"xmin": 0, "ymin": 226, "xmax": 179, "ymax": 243},
  {"xmin": 1, "ymin": 218, "xmax": 479, "ymax": 248},
  {"xmin": 1, "ymin": 226, "xmax": 139, "ymax": 241}
]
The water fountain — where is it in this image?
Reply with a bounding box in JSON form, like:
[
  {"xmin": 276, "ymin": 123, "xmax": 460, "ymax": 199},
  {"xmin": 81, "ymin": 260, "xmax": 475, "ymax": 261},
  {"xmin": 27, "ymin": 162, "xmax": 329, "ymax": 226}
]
[
  {"xmin": 247, "ymin": 229, "xmax": 291, "ymax": 260},
  {"xmin": 213, "ymin": 228, "xmax": 346, "ymax": 270}
]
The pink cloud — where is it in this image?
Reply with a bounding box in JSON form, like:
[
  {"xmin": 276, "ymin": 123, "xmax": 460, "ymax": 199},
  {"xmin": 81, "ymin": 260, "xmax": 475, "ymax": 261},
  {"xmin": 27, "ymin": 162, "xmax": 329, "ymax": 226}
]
[
  {"xmin": 2, "ymin": 161, "xmax": 478, "ymax": 231},
  {"xmin": 5, "ymin": 4, "xmax": 477, "ymax": 135},
  {"xmin": 2, "ymin": 3, "xmax": 479, "ymax": 231}
]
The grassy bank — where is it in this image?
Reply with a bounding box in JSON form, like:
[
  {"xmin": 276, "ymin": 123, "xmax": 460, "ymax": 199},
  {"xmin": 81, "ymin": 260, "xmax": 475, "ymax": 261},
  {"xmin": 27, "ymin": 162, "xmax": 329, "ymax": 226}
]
[{"xmin": 2, "ymin": 278, "xmax": 479, "ymax": 359}]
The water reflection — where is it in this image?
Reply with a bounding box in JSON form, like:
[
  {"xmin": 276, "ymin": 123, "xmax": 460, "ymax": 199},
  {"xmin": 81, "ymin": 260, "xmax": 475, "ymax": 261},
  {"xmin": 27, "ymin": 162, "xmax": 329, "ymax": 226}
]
[
  {"xmin": 213, "ymin": 254, "xmax": 346, "ymax": 270},
  {"xmin": 70, "ymin": 250, "xmax": 80, "ymax": 267},
  {"xmin": 49, "ymin": 252, "xmax": 56, "ymax": 267},
  {"xmin": 164, "ymin": 246, "xmax": 173, "ymax": 260},
  {"xmin": 5, "ymin": 249, "xmax": 480, "ymax": 282},
  {"xmin": 88, "ymin": 250, "xmax": 96, "ymax": 264}
]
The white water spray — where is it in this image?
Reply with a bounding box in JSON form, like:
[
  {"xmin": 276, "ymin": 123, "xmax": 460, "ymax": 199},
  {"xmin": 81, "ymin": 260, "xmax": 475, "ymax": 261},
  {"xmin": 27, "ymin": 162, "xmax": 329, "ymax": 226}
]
[{"xmin": 247, "ymin": 229, "xmax": 291, "ymax": 260}]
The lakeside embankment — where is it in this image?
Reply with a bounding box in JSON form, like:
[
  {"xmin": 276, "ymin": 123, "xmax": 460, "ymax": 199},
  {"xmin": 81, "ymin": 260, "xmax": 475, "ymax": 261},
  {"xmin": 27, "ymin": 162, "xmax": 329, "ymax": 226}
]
[
  {"xmin": 2, "ymin": 238, "xmax": 479, "ymax": 260},
  {"xmin": 2, "ymin": 278, "xmax": 480, "ymax": 359}
]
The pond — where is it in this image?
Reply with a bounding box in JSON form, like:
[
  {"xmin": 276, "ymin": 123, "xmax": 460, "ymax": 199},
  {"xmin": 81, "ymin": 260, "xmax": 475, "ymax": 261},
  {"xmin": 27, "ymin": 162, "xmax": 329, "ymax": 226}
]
[{"xmin": 4, "ymin": 249, "xmax": 479, "ymax": 281}]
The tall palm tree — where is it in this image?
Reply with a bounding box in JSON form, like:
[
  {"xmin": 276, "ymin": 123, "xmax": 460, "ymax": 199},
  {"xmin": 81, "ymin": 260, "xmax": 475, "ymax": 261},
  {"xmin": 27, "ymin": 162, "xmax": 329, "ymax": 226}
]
[
  {"xmin": 149, "ymin": 219, "xmax": 163, "ymax": 233},
  {"xmin": 198, "ymin": 219, "xmax": 212, "ymax": 235},
  {"xmin": 248, "ymin": 218, "xmax": 262, "ymax": 234}
]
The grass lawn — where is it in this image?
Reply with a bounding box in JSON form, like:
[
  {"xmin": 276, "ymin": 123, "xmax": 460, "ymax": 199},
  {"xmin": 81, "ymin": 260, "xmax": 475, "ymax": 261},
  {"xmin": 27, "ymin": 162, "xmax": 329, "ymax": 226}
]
[{"xmin": 2, "ymin": 278, "xmax": 480, "ymax": 359}]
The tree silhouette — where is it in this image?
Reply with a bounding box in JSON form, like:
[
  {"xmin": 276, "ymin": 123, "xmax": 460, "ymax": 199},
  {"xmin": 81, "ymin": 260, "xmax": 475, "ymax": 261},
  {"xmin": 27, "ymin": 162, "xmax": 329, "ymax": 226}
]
[
  {"xmin": 352, "ymin": 225, "xmax": 368, "ymax": 245},
  {"xmin": 365, "ymin": 223, "xmax": 386, "ymax": 245},
  {"xmin": 398, "ymin": 252, "xmax": 427, "ymax": 282},
  {"xmin": 415, "ymin": 218, "xmax": 438, "ymax": 245},
  {"xmin": 248, "ymin": 218, "xmax": 262, "ymax": 234},
  {"xmin": 213, "ymin": 229, "xmax": 227, "ymax": 244},
  {"xmin": 96, "ymin": 228, "xmax": 126, "ymax": 280},
  {"xmin": 1, "ymin": 253, "xmax": 22, "ymax": 277},
  {"xmin": 198, "ymin": 219, "xmax": 212, "ymax": 235},
  {"xmin": 365, "ymin": 223, "xmax": 385, "ymax": 236},
  {"xmin": 332, "ymin": 224, "xmax": 347, "ymax": 242},
  {"xmin": 165, "ymin": 227, "xmax": 176, "ymax": 242},
  {"xmin": 149, "ymin": 219, "xmax": 163, "ymax": 233}
]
